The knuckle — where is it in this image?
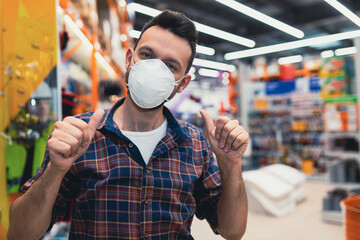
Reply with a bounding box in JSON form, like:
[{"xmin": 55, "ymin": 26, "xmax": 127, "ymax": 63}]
[
  {"xmin": 234, "ymin": 136, "xmax": 243, "ymax": 145},
  {"xmin": 217, "ymin": 117, "xmax": 230, "ymax": 126},
  {"xmin": 64, "ymin": 144, "xmax": 72, "ymax": 153},
  {"xmin": 54, "ymin": 121, "xmax": 63, "ymax": 129},
  {"xmin": 73, "ymin": 130, "xmax": 84, "ymax": 140}
]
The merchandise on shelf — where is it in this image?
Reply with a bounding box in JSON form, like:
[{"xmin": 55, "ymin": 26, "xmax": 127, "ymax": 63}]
[{"xmin": 249, "ymin": 93, "xmax": 328, "ymax": 173}]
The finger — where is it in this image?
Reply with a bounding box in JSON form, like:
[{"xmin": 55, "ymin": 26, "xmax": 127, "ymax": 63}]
[
  {"xmin": 51, "ymin": 130, "xmax": 82, "ymax": 157},
  {"xmin": 218, "ymin": 119, "xmax": 238, "ymax": 149},
  {"xmin": 88, "ymin": 109, "xmax": 105, "ymax": 137},
  {"xmin": 215, "ymin": 117, "xmax": 231, "ymax": 140},
  {"xmin": 199, "ymin": 110, "xmax": 215, "ymax": 137},
  {"xmin": 232, "ymin": 131, "xmax": 249, "ymax": 150},
  {"xmin": 223, "ymin": 126, "xmax": 243, "ymax": 152},
  {"xmin": 48, "ymin": 137, "xmax": 73, "ymax": 158},
  {"xmin": 57, "ymin": 120, "xmax": 85, "ymax": 146}
]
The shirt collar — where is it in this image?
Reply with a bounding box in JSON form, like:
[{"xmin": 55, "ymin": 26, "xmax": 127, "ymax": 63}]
[{"xmin": 99, "ymin": 97, "xmax": 191, "ymax": 140}]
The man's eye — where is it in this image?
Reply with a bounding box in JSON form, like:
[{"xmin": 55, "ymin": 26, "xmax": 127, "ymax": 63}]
[
  {"xmin": 140, "ymin": 52, "xmax": 151, "ymax": 59},
  {"xmin": 166, "ymin": 63, "xmax": 176, "ymax": 71}
]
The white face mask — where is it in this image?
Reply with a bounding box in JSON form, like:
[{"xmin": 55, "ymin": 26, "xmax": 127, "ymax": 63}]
[{"xmin": 126, "ymin": 58, "xmax": 186, "ymax": 109}]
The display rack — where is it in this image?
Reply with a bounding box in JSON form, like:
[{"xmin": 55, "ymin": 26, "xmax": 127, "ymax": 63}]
[{"xmin": 248, "ymin": 93, "xmax": 328, "ymax": 173}]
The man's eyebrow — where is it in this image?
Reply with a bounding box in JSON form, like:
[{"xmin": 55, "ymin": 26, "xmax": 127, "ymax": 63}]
[{"xmin": 137, "ymin": 46, "xmax": 154, "ymax": 54}]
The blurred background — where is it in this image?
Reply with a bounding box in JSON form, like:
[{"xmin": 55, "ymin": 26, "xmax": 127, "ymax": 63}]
[{"xmin": 1, "ymin": 0, "xmax": 360, "ymax": 239}]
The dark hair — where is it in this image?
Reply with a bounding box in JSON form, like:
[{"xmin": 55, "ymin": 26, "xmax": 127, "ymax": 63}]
[{"xmin": 134, "ymin": 10, "xmax": 198, "ymax": 73}]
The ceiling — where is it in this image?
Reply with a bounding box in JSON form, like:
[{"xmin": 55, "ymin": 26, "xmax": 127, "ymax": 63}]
[{"xmin": 130, "ymin": 0, "xmax": 360, "ymax": 65}]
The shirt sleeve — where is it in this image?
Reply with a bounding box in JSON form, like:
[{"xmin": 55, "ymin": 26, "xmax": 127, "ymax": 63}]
[
  {"xmin": 20, "ymin": 150, "xmax": 79, "ymax": 224},
  {"xmin": 194, "ymin": 135, "xmax": 222, "ymax": 234}
]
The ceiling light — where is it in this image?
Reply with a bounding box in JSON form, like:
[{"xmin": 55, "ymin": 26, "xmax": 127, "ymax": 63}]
[
  {"xmin": 222, "ymin": 78, "xmax": 230, "ymax": 86},
  {"xmin": 127, "ymin": 3, "xmax": 161, "ymax": 16},
  {"xmin": 225, "ymin": 30, "xmax": 360, "ymax": 60},
  {"xmin": 95, "ymin": 52, "xmax": 117, "ymax": 78},
  {"xmin": 119, "ymin": 0, "xmax": 127, "ymax": 7},
  {"xmin": 324, "ymin": 0, "xmax": 360, "ymax": 27},
  {"xmin": 189, "ymin": 67, "xmax": 196, "ymax": 74},
  {"xmin": 128, "ymin": 30, "xmax": 216, "ymax": 56},
  {"xmin": 335, "ymin": 46, "xmax": 357, "ymax": 56},
  {"xmin": 129, "ymin": 29, "xmax": 141, "ymax": 38},
  {"xmin": 127, "ymin": 3, "xmax": 255, "ymax": 48},
  {"xmin": 278, "ymin": 55, "xmax": 303, "ymax": 65},
  {"xmin": 65, "ymin": 14, "xmax": 117, "ymax": 77},
  {"xmin": 120, "ymin": 34, "xmax": 128, "ymax": 42},
  {"xmin": 198, "ymin": 68, "xmax": 220, "ymax": 78},
  {"xmin": 193, "ymin": 22, "xmax": 255, "ymax": 47},
  {"xmin": 196, "ymin": 45, "xmax": 215, "ymax": 56},
  {"xmin": 215, "ymin": 0, "xmax": 304, "ymax": 38},
  {"xmin": 193, "ymin": 58, "xmax": 236, "ymax": 72},
  {"xmin": 321, "ymin": 50, "xmax": 335, "ymax": 58},
  {"xmin": 64, "ymin": 15, "xmax": 93, "ymax": 51}
]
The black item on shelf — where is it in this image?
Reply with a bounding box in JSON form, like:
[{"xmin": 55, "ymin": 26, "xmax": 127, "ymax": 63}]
[
  {"xmin": 334, "ymin": 138, "xmax": 359, "ymax": 152},
  {"xmin": 323, "ymin": 188, "xmax": 348, "ymax": 211}
]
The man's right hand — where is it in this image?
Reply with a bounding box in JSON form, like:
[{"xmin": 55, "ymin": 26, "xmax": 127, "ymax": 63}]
[{"xmin": 47, "ymin": 109, "xmax": 105, "ymax": 174}]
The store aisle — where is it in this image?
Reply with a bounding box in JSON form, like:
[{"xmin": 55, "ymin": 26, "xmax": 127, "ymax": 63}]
[{"xmin": 191, "ymin": 180, "xmax": 345, "ymax": 240}]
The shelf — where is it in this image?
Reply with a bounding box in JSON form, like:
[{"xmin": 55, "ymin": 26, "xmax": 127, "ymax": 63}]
[
  {"xmin": 329, "ymin": 182, "xmax": 360, "ymax": 189},
  {"xmin": 325, "ymin": 132, "xmax": 359, "ymax": 139},
  {"xmin": 325, "ymin": 151, "xmax": 360, "ymax": 159},
  {"xmin": 322, "ymin": 210, "xmax": 343, "ymax": 225}
]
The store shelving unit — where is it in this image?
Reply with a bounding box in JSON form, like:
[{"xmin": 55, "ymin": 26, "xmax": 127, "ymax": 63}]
[
  {"xmin": 320, "ymin": 39, "xmax": 360, "ymax": 224},
  {"xmin": 247, "ymin": 93, "xmax": 328, "ymax": 173}
]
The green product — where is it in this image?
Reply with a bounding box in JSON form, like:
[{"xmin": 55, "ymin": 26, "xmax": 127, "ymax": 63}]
[{"xmin": 6, "ymin": 123, "xmax": 53, "ymax": 193}]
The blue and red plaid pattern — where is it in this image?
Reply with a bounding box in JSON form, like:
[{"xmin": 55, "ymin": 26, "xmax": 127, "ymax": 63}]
[{"xmin": 22, "ymin": 98, "xmax": 222, "ymax": 239}]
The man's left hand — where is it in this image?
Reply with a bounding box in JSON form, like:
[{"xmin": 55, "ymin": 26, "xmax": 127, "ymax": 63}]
[{"xmin": 200, "ymin": 109, "xmax": 249, "ymax": 167}]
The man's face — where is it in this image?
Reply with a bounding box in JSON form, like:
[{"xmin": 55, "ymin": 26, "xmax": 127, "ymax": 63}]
[{"xmin": 125, "ymin": 26, "xmax": 192, "ymax": 97}]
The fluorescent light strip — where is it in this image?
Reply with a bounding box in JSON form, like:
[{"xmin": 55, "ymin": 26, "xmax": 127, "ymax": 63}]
[
  {"xmin": 64, "ymin": 14, "xmax": 117, "ymax": 77},
  {"xmin": 225, "ymin": 30, "xmax": 360, "ymax": 60},
  {"xmin": 193, "ymin": 58, "xmax": 236, "ymax": 72},
  {"xmin": 127, "ymin": 3, "xmax": 161, "ymax": 16},
  {"xmin": 127, "ymin": 3, "xmax": 255, "ymax": 48},
  {"xmin": 95, "ymin": 52, "xmax": 117, "ymax": 78},
  {"xmin": 278, "ymin": 55, "xmax": 303, "ymax": 65},
  {"xmin": 193, "ymin": 22, "xmax": 255, "ymax": 47},
  {"xmin": 64, "ymin": 15, "xmax": 93, "ymax": 51},
  {"xmin": 324, "ymin": 0, "xmax": 360, "ymax": 27},
  {"xmin": 335, "ymin": 46, "xmax": 357, "ymax": 56},
  {"xmin": 198, "ymin": 68, "xmax": 220, "ymax": 78},
  {"xmin": 215, "ymin": 0, "xmax": 304, "ymax": 38},
  {"xmin": 321, "ymin": 50, "xmax": 335, "ymax": 58},
  {"xmin": 129, "ymin": 29, "xmax": 215, "ymax": 56},
  {"xmin": 129, "ymin": 29, "xmax": 141, "ymax": 38},
  {"xmin": 196, "ymin": 45, "xmax": 215, "ymax": 56}
]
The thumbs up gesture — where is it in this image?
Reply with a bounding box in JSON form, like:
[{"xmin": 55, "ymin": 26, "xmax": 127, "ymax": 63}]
[
  {"xmin": 200, "ymin": 109, "xmax": 249, "ymax": 170},
  {"xmin": 47, "ymin": 109, "xmax": 105, "ymax": 174}
]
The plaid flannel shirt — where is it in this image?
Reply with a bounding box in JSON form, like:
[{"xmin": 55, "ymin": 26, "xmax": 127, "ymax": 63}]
[{"xmin": 22, "ymin": 98, "xmax": 222, "ymax": 239}]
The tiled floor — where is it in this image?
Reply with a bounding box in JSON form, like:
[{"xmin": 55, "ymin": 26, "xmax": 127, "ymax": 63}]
[{"xmin": 191, "ymin": 180, "xmax": 345, "ymax": 240}]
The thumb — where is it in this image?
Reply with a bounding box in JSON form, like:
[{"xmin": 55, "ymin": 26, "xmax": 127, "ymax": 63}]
[
  {"xmin": 88, "ymin": 109, "xmax": 105, "ymax": 137},
  {"xmin": 199, "ymin": 109, "xmax": 215, "ymax": 137}
]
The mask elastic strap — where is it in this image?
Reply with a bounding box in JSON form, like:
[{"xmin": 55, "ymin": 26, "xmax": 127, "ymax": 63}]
[{"xmin": 174, "ymin": 74, "xmax": 188, "ymax": 86}]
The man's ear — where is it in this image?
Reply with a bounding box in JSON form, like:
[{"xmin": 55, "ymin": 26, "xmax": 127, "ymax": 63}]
[
  {"xmin": 125, "ymin": 48, "xmax": 134, "ymax": 69},
  {"xmin": 177, "ymin": 74, "xmax": 192, "ymax": 93}
]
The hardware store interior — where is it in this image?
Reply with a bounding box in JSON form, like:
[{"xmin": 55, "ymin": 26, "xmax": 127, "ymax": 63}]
[{"xmin": 1, "ymin": 0, "xmax": 360, "ymax": 239}]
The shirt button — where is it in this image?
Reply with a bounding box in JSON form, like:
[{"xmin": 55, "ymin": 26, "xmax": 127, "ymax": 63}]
[
  {"xmin": 144, "ymin": 233, "xmax": 148, "ymax": 239},
  {"xmin": 144, "ymin": 199, "xmax": 149, "ymax": 205},
  {"xmin": 146, "ymin": 168, "xmax": 150, "ymax": 174},
  {"xmin": 128, "ymin": 143, "xmax": 134, "ymax": 148}
]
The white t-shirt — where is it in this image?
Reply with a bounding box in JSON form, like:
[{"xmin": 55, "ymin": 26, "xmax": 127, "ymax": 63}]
[{"xmin": 122, "ymin": 119, "xmax": 167, "ymax": 165}]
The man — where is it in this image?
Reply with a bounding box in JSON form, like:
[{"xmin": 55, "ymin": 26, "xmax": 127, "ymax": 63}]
[{"xmin": 8, "ymin": 10, "xmax": 248, "ymax": 240}]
